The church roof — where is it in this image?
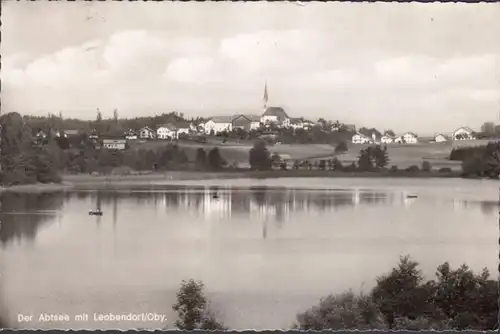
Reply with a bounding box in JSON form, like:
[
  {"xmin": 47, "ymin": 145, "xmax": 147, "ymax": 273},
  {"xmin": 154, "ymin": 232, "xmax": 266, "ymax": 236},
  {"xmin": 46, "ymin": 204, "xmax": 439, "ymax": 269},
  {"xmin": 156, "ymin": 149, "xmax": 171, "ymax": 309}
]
[{"xmin": 262, "ymin": 107, "xmax": 289, "ymax": 121}]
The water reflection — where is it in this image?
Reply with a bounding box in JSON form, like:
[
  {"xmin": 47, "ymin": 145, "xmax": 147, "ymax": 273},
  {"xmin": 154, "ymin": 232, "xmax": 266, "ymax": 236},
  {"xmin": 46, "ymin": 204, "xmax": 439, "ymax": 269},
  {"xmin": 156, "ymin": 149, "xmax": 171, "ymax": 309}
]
[
  {"xmin": 0, "ymin": 192, "xmax": 64, "ymax": 247},
  {"xmin": 64, "ymin": 186, "xmax": 497, "ymax": 222},
  {"xmin": 1, "ymin": 187, "xmax": 497, "ymax": 247}
]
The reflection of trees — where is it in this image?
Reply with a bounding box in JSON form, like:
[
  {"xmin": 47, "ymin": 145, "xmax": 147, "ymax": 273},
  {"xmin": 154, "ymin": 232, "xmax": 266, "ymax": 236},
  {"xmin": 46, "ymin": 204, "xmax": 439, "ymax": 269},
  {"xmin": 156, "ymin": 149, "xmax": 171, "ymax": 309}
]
[
  {"xmin": 0, "ymin": 192, "xmax": 64, "ymax": 247},
  {"xmin": 479, "ymin": 201, "xmax": 499, "ymax": 216},
  {"xmin": 63, "ymin": 188, "xmax": 392, "ymax": 222}
]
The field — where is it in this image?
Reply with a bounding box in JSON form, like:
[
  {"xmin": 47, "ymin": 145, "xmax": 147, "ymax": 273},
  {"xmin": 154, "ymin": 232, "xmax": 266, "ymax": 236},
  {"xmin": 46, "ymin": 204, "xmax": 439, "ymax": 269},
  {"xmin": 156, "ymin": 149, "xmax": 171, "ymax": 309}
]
[{"xmin": 127, "ymin": 138, "xmax": 493, "ymax": 171}]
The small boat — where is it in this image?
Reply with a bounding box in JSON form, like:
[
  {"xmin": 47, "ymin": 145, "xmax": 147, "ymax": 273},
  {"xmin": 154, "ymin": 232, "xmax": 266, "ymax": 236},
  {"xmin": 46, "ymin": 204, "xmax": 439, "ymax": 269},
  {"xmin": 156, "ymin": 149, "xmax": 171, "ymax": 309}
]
[
  {"xmin": 89, "ymin": 210, "xmax": 103, "ymax": 216},
  {"xmin": 212, "ymin": 193, "xmax": 219, "ymax": 199},
  {"xmin": 406, "ymin": 194, "xmax": 418, "ymax": 199}
]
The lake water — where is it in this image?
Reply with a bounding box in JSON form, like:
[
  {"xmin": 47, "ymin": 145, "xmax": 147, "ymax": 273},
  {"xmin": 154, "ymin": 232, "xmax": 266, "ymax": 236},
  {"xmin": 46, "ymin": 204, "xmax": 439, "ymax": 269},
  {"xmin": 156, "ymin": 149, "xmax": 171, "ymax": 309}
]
[{"xmin": 1, "ymin": 177, "xmax": 498, "ymax": 330}]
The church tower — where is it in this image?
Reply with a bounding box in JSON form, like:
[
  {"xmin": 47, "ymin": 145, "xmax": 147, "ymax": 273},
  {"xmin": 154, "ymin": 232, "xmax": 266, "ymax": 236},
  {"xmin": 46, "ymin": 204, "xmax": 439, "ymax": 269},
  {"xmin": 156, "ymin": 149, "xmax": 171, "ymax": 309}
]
[{"xmin": 263, "ymin": 81, "xmax": 268, "ymax": 111}]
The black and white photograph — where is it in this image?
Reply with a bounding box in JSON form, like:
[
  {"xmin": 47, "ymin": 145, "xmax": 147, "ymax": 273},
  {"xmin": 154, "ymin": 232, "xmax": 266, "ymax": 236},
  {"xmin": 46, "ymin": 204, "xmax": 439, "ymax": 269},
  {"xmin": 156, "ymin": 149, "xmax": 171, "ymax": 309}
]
[{"xmin": 1, "ymin": 1, "xmax": 499, "ymax": 331}]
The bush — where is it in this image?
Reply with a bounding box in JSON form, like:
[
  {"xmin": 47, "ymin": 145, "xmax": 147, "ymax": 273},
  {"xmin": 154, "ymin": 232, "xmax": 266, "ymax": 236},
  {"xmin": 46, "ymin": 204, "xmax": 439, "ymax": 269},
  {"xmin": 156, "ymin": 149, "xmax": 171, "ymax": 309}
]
[
  {"xmin": 405, "ymin": 165, "xmax": 420, "ymax": 173},
  {"xmin": 249, "ymin": 140, "xmax": 272, "ymax": 171},
  {"xmin": 421, "ymin": 161, "xmax": 432, "ymax": 172},
  {"xmin": 438, "ymin": 167, "xmax": 452, "ymax": 173},
  {"xmin": 389, "ymin": 165, "xmax": 399, "ymax": 173},
  {"xmin": 294, "ymin": 291, "xmax": 387, "ymax": 330},
  {"xmin": 298, "ymin": 255, "xmax": 498, "ymax": 330},
  {"xmin": 331, "ymin": 158, "xmax": 343, "ymax": 171},
  {"xmin": 334, "ymin": 141, "xmax": 348, "ymax": 154},
  {"xmin": 172, "ymin": 279, "xmax": 226, "ymax": 330}
]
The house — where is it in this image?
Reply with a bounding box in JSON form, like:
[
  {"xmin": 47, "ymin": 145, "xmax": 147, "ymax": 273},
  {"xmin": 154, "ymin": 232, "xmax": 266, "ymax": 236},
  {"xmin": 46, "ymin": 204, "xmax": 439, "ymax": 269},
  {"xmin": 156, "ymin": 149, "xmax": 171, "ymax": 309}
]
[
  {"xmin": 57, "ymin": 129, "xmax": 80, "ymax": 138},
  {"xmin": 88, "ymin": 129, "xmax": 99, "ymax": 140},
  {"xmin": 139, "ymin": 127, "xmax": 155, "ymax": 140},
  {"xmin": 434, "ymin": 134, "xmax": 448, "ymax": 143},
  {"xmin": 204, "ymin": 116, "xmax": 233, "ymax": 134},
  {"xmin": 232, "ymin": 114, "xmax": 261, "ymax": 131},
  {"xmin": 381, "ymin": 135, "xmax": 395, "ymax": 144},
  {"xmin": 394, "ymin": 132, "xmax": 418, "ymax": 144},
  {"xmin": 157, "ymin": 124, "xmax": 178, "ymax": 140},
  {"xmin": 261, "ymin": 107, "xmax": 290, "ymax": 128},
  {"xmin": 301, "ymin": 120, "xmax": 314, "ymax": 130},
  {"xmin": 175, "ymin": 123, "xmax": 190, "ymax": 137},
  {"xmin": 102, "ymin": 139, "xmax": 127, "ymax": 150},
  {"xmin": 290, "ymin": 118, "xmax": 304, "ymax": 130},
  {"xmin": 351, "ymin": 132, "xmax": 373, "ymax": 144},
  {"xmin": 124, "ymin": 129, "xmax": 138, "ymax": 140},
  {"xmin": 452, "ymin": 126, "xmax": 475, "ymax": 141}
]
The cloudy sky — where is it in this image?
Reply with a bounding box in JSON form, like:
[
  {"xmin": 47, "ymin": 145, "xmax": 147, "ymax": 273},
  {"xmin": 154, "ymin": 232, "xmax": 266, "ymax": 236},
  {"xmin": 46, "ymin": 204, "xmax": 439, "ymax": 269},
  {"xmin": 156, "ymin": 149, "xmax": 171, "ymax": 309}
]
[{"xmin": 2, "ymin": 2, "xmax": 500, "ymax": 134}]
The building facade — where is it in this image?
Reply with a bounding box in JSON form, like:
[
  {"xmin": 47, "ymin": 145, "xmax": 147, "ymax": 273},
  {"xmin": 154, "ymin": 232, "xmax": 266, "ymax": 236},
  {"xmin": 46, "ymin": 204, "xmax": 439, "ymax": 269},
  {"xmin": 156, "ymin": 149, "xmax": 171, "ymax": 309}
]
[
  {"xmin": 140, "ymin": 127, "xmax": 155, "ymax": 140},
  {"xmin": 204, "ymin": 116, "xmax": 233, "ymax": 134},
  {"xmin": 351, "ymin": 133, "xmax": 373, "ymax": 144},
  {"xmin": 452, "ymin": 127, "xmax": 475, "ymax": 141},
  {"xmin": 102, "ymin": 139, "xmax": 127, "ymax": 150}
]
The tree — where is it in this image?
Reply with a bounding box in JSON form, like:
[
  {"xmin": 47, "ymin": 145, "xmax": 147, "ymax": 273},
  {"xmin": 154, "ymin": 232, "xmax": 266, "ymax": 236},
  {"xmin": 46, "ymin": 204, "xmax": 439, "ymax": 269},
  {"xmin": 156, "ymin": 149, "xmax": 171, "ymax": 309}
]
[
  {"xmin": 373, "ymin": 145, "xmax": 389, "ymax": 168},
  {"xmin": 357, "ymin": 148, "xmax": 373, "ymax": 171},
  {"xmin": 483, "ymin": 142, "xmax": 500, "ymax": 178},
  {"xmin": 195, "ymin": 148, "xmax": 207, "ymax": 170},
  {"xmin": 249, "ymin": 140, "xmax": 272, "ymax": 171},
  {"xmin": 294, "ymin": 291, "xmax": 387, "ymax": 330},
  {"xmin": 334, "ymin": 141, "xmax": 348, "ymax": 154},
  {"xmin": 332, "ymin": 157, "xmax": 343, "ymax": 171},
  {"xmin": 318, "ymin": 160, "xmax": 326, "ymax": 171},
  {"xmin": 207, "ymin": 147, "xmax": 226, "ymax": 170},
  {"xmin": 172, "ymin": 279, "xmax": 226, "ymax": 330},
  {"xmin": 96, "ymin": 109, "xmax": 102, "ymax": 123},
  {"xmin": 480, "ymin": 122, "xmax": 495, "ymax": 135},
  {"xmin": 385, "ymin": 129, "xmax": 396, "ymax": 137},
  {"xmin": 433, "ymin": 263, "xmax": 498, "ymax": 330},
  {"xmin": 371, "ymin": 256, "xmax": 438, "ymax": 328},
  {"xmin": 421, "ymin": 161, "xmax": 432, "ymax": 172}
]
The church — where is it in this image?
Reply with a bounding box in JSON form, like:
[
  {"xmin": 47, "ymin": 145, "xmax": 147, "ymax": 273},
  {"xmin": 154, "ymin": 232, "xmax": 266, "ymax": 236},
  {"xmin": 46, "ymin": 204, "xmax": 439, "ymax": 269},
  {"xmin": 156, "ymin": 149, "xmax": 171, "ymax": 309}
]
[{"xmin": 260, "ymin": 82, "xmax": 291, "ymax": 128}]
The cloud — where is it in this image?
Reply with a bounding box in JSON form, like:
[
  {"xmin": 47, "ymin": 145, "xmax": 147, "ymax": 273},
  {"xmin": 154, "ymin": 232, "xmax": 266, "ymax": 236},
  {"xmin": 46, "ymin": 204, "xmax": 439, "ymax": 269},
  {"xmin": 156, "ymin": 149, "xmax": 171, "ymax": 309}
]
[
  {"xmin": 219, "ymin": 29, "xmax": 326, "ymax": 77},
  {"xmin": 164, "ymin": 56, "xmax": 216, "ymax": 84},
  {"xmin": 1, "ymin": 18, "xmax": 499, "ymax": 133}
]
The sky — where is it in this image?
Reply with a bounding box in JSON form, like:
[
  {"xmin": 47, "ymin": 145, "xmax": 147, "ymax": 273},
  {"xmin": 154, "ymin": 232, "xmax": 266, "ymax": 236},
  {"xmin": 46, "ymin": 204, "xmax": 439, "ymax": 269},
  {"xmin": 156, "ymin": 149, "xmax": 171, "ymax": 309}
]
[{"xmin": 2, "ymin": 2, "xmax": 500, "ymax": 135}]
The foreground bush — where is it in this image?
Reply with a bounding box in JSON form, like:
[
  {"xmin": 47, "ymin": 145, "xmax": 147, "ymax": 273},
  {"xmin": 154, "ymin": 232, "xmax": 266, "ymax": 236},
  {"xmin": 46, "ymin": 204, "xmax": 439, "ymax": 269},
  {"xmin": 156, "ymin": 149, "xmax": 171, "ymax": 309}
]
[
  {"xmin": 294, "ymin": 291, "xmax": 387, "ymax": 330},
  {"xmin": 294, "ymin": 256, "xmax": 497, "ymax": 330},
  {"xmin": 172, "ymin": 279, "xmax": 227, "ymax": 330}
]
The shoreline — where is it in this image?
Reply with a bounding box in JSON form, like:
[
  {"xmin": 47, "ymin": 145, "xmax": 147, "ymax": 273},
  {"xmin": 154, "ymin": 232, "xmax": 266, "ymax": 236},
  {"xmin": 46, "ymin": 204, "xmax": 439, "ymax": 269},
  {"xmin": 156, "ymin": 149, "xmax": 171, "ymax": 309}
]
[{"xmin": 0, "ymin": 170, "xmax": 470, "ymax": 193}]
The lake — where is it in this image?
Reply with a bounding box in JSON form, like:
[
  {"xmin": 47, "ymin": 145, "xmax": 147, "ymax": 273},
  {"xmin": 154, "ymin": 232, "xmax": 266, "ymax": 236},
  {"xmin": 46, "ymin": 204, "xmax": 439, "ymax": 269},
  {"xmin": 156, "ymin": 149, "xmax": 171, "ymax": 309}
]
[{"xmin": 1, "ymin": 177, "xmax": 498, "ymax": 330}]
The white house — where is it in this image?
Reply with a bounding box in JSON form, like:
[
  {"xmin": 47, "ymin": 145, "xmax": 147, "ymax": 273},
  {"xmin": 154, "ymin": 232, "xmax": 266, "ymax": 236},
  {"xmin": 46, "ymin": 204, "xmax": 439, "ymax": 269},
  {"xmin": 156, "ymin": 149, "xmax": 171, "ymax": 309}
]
[
  {"xmin": 102, "ymin": 139, "xmax": 127, "ymax": 150},
  {"xmin": 302, "ymin": 120, "xmax": 314, "ymax": 130},
  {"xmin": 124, "ymin": 129, "xmax": 138, "ymax": 140},
  {"xmin": 381, "ymin": 135, "xmax": 394, "ymax": 144},
  {"xmin": 394, "ymin": 132, "xmax": 418, "ymax": 144},
  {"xmin": 290, "ymin": 118, "xmax": 304, "ymax": 130},
  {"xmin": 351, "ymin": 132, "xmax": 373, "ymax": 144},
  {"xmin": 232, "ymin": 114, "xmax": 262, "ymax": 131},
  {"xmin": 452, "ymin": 126, "xmax": 475, "ymax": 141},
  {"xmin": 434, "ymin": 134, "xmax": 448, "ymax": 143},
  {"xmin": 157, "ymin": 124, "xmax": 178, "ymax": 140},
  {"xmin": 261, "ymin": 107, "xmax": 290, "ymax": 128},
  {"xmin": 176, "ymin": 125, "xmax": 190, "ymax": 137},
  {"xmin": 204, "ymin": 116, "xmax": 233, "ymax": 134},
  {"xmin": 140, "ymin": 127, "xmax": 155, "ymax": 140},
  {"xmin": 88, "ymin": 129, "xmax": 99, "ymax": 140}
]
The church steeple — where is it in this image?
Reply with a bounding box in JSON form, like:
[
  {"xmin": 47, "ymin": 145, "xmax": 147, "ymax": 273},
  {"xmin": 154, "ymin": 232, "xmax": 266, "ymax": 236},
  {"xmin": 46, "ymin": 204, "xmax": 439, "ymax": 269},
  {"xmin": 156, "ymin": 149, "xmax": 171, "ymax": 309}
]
[{"xmin": 263, "ymin": 81, "xmax": 268, "ymax": 110}]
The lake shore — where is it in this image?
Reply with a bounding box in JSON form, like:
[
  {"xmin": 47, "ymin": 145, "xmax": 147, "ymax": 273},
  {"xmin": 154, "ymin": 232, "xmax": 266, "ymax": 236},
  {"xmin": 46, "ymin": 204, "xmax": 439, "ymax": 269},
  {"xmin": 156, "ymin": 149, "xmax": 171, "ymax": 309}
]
[{"xmin": 0, "ymin": 169, "xmax": 465, "ymax": 193}]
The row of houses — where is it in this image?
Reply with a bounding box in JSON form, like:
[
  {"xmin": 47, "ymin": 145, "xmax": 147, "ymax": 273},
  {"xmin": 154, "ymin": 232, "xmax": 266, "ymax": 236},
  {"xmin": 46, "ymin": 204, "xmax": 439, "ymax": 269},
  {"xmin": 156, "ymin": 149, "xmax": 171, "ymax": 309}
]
[
  {"xmin": 202, "ymin": 108, "xmax": 359, "ymax": 135},
  {"xmin": 351, "ymin": 126, "xmax": 477, "ymax": 145}
]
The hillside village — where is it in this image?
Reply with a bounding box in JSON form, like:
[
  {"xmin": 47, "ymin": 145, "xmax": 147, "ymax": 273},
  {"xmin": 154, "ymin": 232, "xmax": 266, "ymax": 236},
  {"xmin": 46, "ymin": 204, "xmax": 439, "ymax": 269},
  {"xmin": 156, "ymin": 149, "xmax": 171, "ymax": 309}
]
[
  {"xmin": 27, "ymin": 106, "xmax": 482, "ymax": 152},
  {"xmin": 24, "ymin": 85, "xmax": 488, "ymax": 151}
]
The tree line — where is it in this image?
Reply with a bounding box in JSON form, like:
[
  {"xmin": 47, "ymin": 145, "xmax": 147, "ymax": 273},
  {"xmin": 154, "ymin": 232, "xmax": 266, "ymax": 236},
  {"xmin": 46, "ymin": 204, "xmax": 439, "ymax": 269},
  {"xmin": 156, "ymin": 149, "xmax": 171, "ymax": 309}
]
[{"xmin": 449, "ymin": 142, "xmax": 500, "ymax": 179}]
